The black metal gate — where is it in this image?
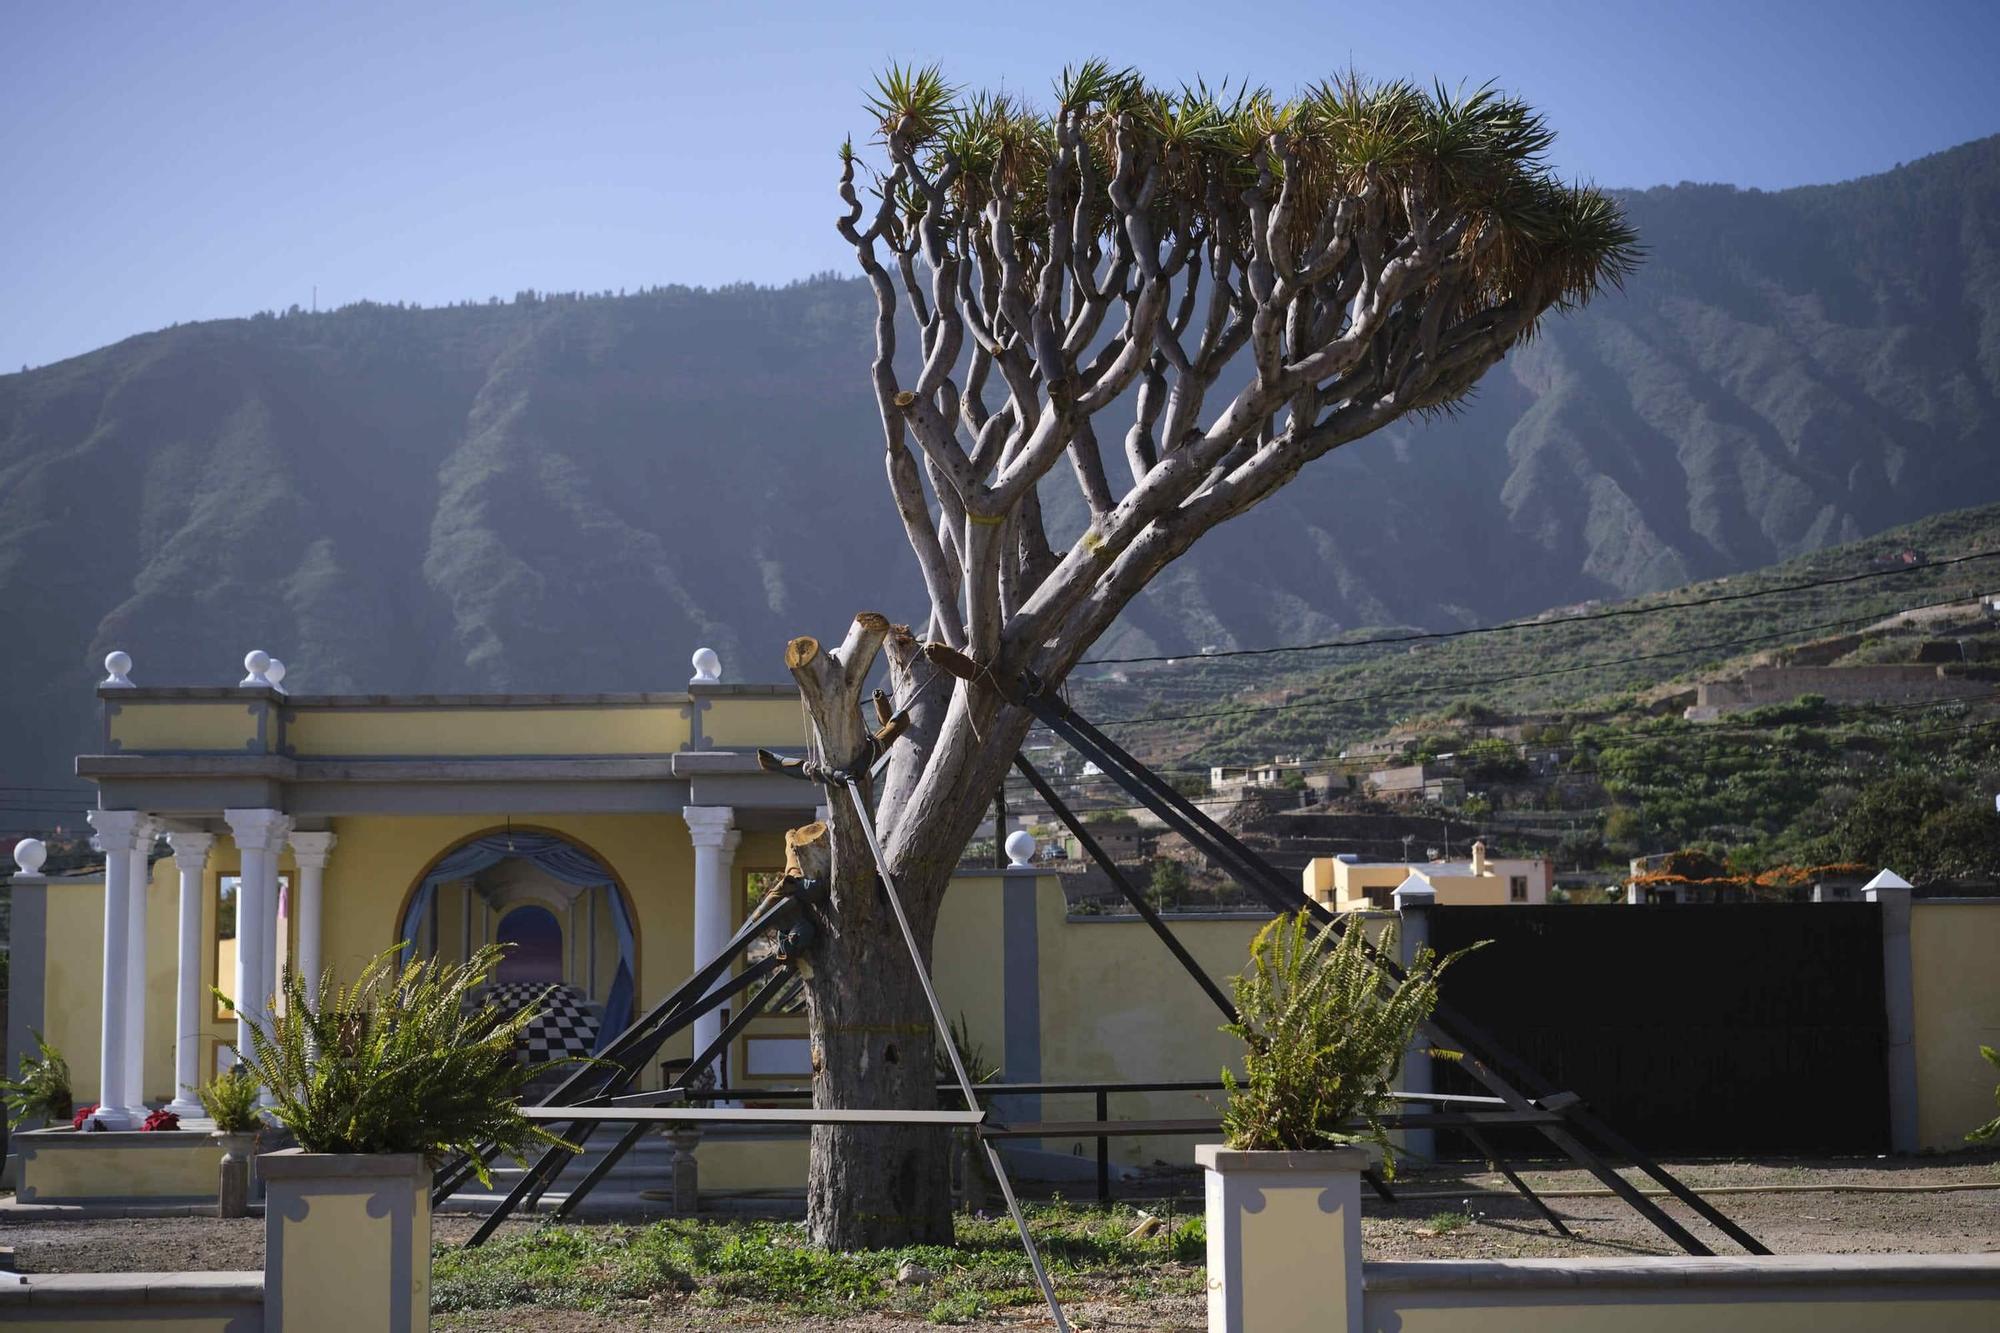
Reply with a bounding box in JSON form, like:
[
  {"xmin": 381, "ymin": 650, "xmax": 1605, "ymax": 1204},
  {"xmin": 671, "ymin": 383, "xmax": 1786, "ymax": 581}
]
[{"xmin": 1426, "ymin": 903, "xmax": 1888, "ymax": 1156}]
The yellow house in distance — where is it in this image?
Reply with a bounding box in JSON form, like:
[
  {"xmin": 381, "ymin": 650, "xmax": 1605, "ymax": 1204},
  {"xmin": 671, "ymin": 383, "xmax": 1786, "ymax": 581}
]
[{"xmin": 1303, "ymin": 843, "xmax": 1553, "ymax": 911}]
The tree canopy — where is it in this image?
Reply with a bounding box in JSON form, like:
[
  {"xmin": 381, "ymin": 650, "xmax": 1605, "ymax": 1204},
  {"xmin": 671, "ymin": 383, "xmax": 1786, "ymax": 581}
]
[{"xmin": 838, "ymin": 62, "xmax": 1639, "ymax": 685}]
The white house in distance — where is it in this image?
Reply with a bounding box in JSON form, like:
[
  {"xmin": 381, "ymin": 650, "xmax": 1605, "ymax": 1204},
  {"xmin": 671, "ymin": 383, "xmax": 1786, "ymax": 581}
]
[{"xmin": 1303, "ymin": 843, "xmax": 1553, "ymax": 911}]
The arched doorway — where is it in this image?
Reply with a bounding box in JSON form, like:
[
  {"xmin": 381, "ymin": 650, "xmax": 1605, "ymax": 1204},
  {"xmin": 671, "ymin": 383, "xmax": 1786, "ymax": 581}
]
[{"xmin": 396, "ymin": 828, "xmax": 638, "ymax": 1058}]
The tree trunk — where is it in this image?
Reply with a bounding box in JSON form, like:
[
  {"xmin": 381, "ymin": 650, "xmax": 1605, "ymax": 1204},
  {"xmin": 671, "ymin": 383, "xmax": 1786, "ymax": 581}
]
[
  {"xmin": 785, "ymin": 616, "xmax": 1038, "ymax": 1249},
  {"xmin": 798, "ymin": 825, "xmax": 954, "ymax": 1248}
]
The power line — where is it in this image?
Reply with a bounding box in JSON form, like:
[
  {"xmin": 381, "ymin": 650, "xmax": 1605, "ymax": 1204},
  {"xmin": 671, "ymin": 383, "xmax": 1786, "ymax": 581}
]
[
  {"xmin": 1007, "ymin": 695, "xmax": 2000, "ymax": 805},
  {"xmin": 1061, "ymin": 590, "xmax": 1995, "ymax": 730},
  {"xmin": 1079, "ymin": 548, "xmax": 2000, "ymax": 666}
]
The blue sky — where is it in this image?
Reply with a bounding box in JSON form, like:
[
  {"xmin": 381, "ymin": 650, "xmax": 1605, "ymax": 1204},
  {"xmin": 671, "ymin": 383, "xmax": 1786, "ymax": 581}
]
[{"xmin": 3, "ymin": 0, "xmax": 1997, "ymax": 372}]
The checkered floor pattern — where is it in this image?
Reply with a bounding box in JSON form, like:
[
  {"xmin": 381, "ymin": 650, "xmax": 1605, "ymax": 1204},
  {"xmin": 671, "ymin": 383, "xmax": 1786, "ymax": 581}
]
[{"xmin": 473, "ymin": 982, "xmax": 600, "ymax": 1065}]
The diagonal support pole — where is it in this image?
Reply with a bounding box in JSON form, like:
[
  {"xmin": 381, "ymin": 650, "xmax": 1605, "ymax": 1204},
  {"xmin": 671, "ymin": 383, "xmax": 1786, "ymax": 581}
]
[
  {"xmin": 1462, "ymin": 1125, "xmax": 1572, "ymax": 1238},
  {"xmin": 842, "ymin": 776, "xmax": 1073, "ymax": 1333},
  {"xmin": 1018, "ymin": 685, "xmax": 1764, "ymax": 1257},
  {"xmin": 548, "ymin": 973, "xmax": 804, "ymax": 1222},
  {"xmin": 433, "ymin": 889, "xmax": 814, "ymax": 1203},
  {"xmin": 1015, "ymin": 755, "xmax": 1237, "ymax": 1022}
]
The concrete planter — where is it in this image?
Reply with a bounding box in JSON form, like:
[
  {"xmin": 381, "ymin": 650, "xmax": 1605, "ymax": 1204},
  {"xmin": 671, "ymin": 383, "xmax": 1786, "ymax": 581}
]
[
  {"xmin": 214, "ymin": 1131, "xmax": 259, "ymax": 1218},
  {"xmin": 260, "ymin": 1150, "xmax": 430, "ymax": 1333},
  {"xmin": 1196, "ymin": 1143, "xmax": 1375, "ymax": 1333},
  {"xmin": 14, "ymin": 1125, "xmax": 225, "ymax": 1203}
]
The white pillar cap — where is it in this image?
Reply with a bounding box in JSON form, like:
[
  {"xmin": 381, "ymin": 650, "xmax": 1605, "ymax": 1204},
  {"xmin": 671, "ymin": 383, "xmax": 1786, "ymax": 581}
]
[
  {"xmin": 266, "ymin": 658, "xmax": 288, "ymax": 693},
  {"xmin": 240, "ymin": 650, "xmax": 272, "ymax": 688},
  {"xmin": 1004, "ymin": 829, "xmax": 1038, "ymax": 868},
  {"xmin": 1392, "ymin": 872, "xmax": 1437, "ymax": 909},
  {"xmin": 102, "ymin": 650, "xmax": 134, "ymax": 688},
  {"xmin": 691, "ymin": 647, "xmax": 722, "ymax": 685},
  {"xmin": 288, "ymin": 830, "xmax": 338, "ymax": 867},
  {"xmin": 1863, "ymin": 869, "xmax": 1913, "ymax": 893},
  {"xmin": 11, "ymin": 838, "xmax": 46, "ymax": 877}
]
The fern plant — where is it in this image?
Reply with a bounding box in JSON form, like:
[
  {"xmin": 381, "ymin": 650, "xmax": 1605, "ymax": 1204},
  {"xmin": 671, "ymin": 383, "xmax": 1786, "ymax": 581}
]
[
  {"xmin": 1969, "ymin": 1046, "xmax": 2000, "ymax": 1144},
  {"xmin": 221, "ymin": 944, "xmax": 579, "ymax": 1182},
  {"xmin": 197, "ymin": 1066, "xmax": 262, "ymax": 1134},
  {"xmin": 0, "ymin": 1032, "xmax": 72, "ymax": 1127},
  {"xmin": 1220, "ymin": 911, "xmax": 1474, "ymax": 1173}
]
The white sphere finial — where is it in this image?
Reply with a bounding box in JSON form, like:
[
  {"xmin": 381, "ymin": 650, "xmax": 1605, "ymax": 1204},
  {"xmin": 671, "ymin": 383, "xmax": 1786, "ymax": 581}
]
[
  {"xmin": 102, "ymin": 651, "xmax": 134, "ymax": 688},
  {"xmin": 691, "ymin": 647, "xmax": 722, "ymax": 685},
  {"xmin": 240, "ymin": 650, "xmax": 272, "ymax": 688},
  {"xmin": 12, "ymin": 838, "xmax": 47, "ymax": 877},
  {"xmin": 1005, "ymin": 829, "xmax": 1038, "ymax": 868},
  {"xmin": 266, "ymin": 658, "xmax": 288, "ymax": 693}
]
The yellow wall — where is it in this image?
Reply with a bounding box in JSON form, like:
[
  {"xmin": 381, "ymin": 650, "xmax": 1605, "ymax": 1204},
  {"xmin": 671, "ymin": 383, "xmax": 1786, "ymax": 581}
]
[
  {"xmin": 1035, "ymin": 881, "xmax": 1261, "ymax": 1164},
  {"xmin": 107, "ymin": 700, "xmax": 259, "ymax": 752},
  {"xmin": 1912, "ymin": 901, "xmax": 2000, "ymax": 1150},
  {"xmin": 285, "ymin": 706, "xmax": 689, "ymax": 757},
  {"xmin": 705, "ymin": 697, "xmax": 811, "ymax": 749},
  {"xmin": 1362, "ymin": 1292, "xmax": 2000, "ymax": 1332},
  {"xmin": 16, "ymin": 1132, "xmax": 223, "ymax": 1201},
  {"xmin": 0, "ymin": 1311, "xmax": 254, "ymax": 1331}
]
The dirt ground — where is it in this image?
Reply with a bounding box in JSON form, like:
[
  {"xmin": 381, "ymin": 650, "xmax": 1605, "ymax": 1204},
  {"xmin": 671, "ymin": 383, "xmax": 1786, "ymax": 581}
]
[{"xmin": 4, "ymin": 1156, "xmax": 1996, "ymax": 1331}]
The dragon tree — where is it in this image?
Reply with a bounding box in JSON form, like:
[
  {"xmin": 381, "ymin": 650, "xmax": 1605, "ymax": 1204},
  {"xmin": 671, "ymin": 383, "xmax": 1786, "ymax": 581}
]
[{"xmin": 784, "ymin": 63, "xmax": 1639, "ymax": 1248}]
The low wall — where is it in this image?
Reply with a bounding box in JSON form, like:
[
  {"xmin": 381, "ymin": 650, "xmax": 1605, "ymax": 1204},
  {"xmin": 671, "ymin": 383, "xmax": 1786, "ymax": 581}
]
[
  {"xmin": 1697, "ymin": 665, "xmax": 1986, "ymax": 711},
  {"xmin": 0, "ymin": 1272, "xmax": 261, "ymax": 1329},
  {"xmin": 15, "ymin": 1129, "xmax": 223, "ymax": 1204},
  {"xmin": 1911, "ymin": 900, "xmax": 2000, "ymax": 1149},
  {"xmin": 1361, "ymin": 1256, "xmax": 2000, "ymax": 1332}
]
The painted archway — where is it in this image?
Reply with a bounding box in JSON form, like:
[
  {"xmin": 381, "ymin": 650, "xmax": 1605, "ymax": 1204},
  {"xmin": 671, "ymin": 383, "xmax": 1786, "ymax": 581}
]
[{"xmin": 395, "ymin": 826, "xmax": 639, "ymax": 1047}]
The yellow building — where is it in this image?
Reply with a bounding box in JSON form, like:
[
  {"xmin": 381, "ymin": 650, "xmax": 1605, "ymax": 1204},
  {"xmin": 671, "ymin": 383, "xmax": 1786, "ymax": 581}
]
[
  {"xmin": 3, "ymin": 647, "xmax": 1281, "ymax": 1193},
  {"xmin": 1303, "ymin": 843, "xmax": 1552, "ymax": 911}
]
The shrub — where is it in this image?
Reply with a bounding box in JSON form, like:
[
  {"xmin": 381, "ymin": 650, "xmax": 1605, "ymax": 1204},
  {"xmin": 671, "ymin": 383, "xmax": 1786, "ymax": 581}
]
[
  {"xmin": 1, "ymin": 1032, "xmax": 73, "ymax": 1126},
  {"xmin": 198, "ymin": 1067, "xmax": 262, "ymax": 1134},
  {"xmin": 1220, "ymin": 912, "xmax": 1473, "ymax": 1173},
  {"xmin": 224, "ymin": 944, "xmax": 580, "ymax": 1181},
  {"xmin": 142, "ymin": 1108, "xmax": 181, "ymax": 1132},
  {"xmin": 1970, "ymin": 1046, "xmax": 2000, "ymax": 1144}
]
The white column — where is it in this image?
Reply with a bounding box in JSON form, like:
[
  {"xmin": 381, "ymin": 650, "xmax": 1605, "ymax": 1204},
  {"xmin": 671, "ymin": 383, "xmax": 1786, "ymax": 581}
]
[
  {"xmin": 681, "ymin": 806, "xmax": 739, "ymax": 1084},
  {"xmin": 122, "ymin": 817, "xmax": 161, "ymax": 1120},
  {"xmin": 85, "ymin": 810, "xmax": 147, "ymax": 1129},
  {"xmin": 224, "ymin": 809, "xmax": 290, "ymax": 1067},
  {"xmin": 288, "ymin": 832, "xmax": 336, "ymax": 1008},
  {"xmin": 164, "ymin": 832, "xmax": 215, "ymax": 1115}
]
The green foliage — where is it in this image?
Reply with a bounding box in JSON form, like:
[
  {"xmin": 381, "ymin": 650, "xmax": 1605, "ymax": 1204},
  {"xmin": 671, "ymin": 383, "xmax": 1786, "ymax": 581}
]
[
  {"xmin": 1819, "ymin": 774, "xmax": 2000, "ymax": 883},
  {"xmin": 1460, "ymin": 737, "xmax": 1528, "ymax": 782},
  {"xmin": 934, "ymin": 1012, "xmax": 1000, "ymax": 1086},
  {"xmin": 1149, "ymin": 858, "xmax": 1190, "ymax": 906},
  {"xmin": 431, "ymin": 1203, "xmax": 1199, "ymax": 1317},
  {"xmin": 197, "ymin": 1067, "xmax": 262, "ymax": 1134},
  {"xmin": 222, "ymin": 944, "xmax": 579, "ymax": 1177},
  {"xmin": 1968, "ymin": 1046, "xmax": 2000, "ymax": 1144},
  {"xmin": 0, "ymin": 1032, "xmax": 71, "ymax": 1127},
  {"xmin": 1220, "ymin": 912, "xmax": 1472, "ymax": 1171},
  {"xmin": 1168, "ymin": 1216, "xmax": 1205, "ymax": 1263},
  {"xmin": 861, "ymin": 65, "xmax": 1638, "ymax": 325}
]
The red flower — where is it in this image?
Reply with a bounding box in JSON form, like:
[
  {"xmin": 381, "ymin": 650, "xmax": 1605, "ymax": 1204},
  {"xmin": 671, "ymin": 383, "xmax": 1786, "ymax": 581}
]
[
  {"xmin": 71, "ymin": 1103, "xmax": 100, "ymax": 1131},
  {"xmin": 142, "ymin": 1108, "xmax": 181, "ymax": 1132}
]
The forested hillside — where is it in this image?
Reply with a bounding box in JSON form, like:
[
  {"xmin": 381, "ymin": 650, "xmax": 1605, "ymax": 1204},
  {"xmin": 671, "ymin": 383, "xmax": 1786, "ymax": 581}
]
[{"xmin": 3, "ymin": 135, "xmax": 1998, "ymax": 806}]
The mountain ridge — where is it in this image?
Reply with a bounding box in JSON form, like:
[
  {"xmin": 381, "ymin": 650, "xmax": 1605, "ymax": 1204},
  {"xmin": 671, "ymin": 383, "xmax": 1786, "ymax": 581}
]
[{"xmin": 3, "ymin": 134, "xmax": 1998, "ymax": 807}]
